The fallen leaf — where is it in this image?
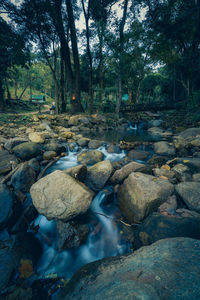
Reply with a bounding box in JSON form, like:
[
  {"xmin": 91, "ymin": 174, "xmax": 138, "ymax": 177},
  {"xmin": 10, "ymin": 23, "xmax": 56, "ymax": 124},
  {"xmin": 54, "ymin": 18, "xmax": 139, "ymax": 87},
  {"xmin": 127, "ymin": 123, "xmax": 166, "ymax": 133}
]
[{"xmin": 159, "ymin": 176, "xmax": 168, "ymax": 180}]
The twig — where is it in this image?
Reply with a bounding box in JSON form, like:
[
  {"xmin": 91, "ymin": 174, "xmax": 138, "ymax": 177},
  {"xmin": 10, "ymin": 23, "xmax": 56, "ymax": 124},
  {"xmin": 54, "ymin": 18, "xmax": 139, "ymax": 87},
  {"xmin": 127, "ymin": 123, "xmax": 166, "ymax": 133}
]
[
  {"xmin": 37, "ymin": 157, "xmax": 60, "ymax": 180},
  {"xmin": 0, "ymin": 163, "xmax": 23, "ymax": 184},
  {"xmin": 92, "ymin": 211, "xmax": 140, "ymax": 227}
]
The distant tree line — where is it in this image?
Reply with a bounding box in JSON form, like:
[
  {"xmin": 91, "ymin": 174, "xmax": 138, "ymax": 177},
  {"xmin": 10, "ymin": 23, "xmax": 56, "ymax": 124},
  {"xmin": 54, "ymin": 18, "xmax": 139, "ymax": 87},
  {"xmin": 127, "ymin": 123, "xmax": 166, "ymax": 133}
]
[{"xmin": 1, "ymin": 0, "xmax": 200, "ymax": 113}]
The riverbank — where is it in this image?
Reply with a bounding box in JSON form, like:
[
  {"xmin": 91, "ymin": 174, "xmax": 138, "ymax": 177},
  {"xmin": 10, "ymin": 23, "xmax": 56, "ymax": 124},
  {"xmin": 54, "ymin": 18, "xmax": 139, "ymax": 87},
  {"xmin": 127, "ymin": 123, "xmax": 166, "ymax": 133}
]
[{"xmin": 1, "ymin": 111, "xmax": 200, "ymax": 299}]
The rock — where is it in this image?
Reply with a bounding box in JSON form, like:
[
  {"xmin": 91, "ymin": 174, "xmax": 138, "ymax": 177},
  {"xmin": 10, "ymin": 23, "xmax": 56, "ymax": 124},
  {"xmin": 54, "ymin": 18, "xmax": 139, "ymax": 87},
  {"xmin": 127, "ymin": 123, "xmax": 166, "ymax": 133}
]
[
  {"xmin": 0, "ymin": 149, "xmax": 18, "ymax": 175},
  {"xmin": 13, "ymin": 142, "xmax": 42, "ymax": 160},
  {"xmin": 148, "ymin": 119, "xmax": 163, "ymax": 127},
  {"xmin": 44, "ymin": 143, "xmax": 66, "ymax": 155},
  {"xmin": 175, "ymin": 182, "xmax": 200, "ymax": 212},
  {"xmin": 88, "ymin": 139, "xmax": 105, "ymax": 149},
  {"xmin": 77, "ymin": 150, "xmax": 104, "ymax": 165},
  {"xmin": 0, "ymin": 135, "xmax": 7, "ymax": 144},
  {"xmin": 60, "ymin": 131, "xmax": 74, "ymax": 139},
  {"xmin": 4, "ymin": 137, "xmax": 28, "ymax": 151},
  {"xmin": 10, "ymin": 162, "xmax": 36, "ymax": 193},
  {"xmin": 193, "ymin": 173, "xmax": 200, "ymax": 182},
  {"xmin": 158, "ymin": 195, "xmax": 177, "ymax": 214},
  {"xmin": 0, "ymin": 184, "xmax": 14, "ymax": 231},
  {"xmin": 176, "ymin": 157, "xmax": 200, "ymax": 173},
  {"xmin": 43, "ymin": 151, "xmax": 57, "ymax": 160},
  {"xmin": 135, "ymin": 212, "xmax": 200, "ymax": 248},
  {"xmin": 28, "ymin": 158, "xmax": 40, "ymax": 174},
  {"xmin": 107, "ymin": 144, "xmax": 121, "ymax": 154},
  {"xmin": 64, "ymin": 165, "xmax": 87, "ymax": 182},
  {"xmin": 117, "ymin": 172, "xmax": 174, "ymax": 223},
  {"xmin": 153, "ymin": 167, "xmax": 175, "ymax": 180},
  {"xmin": 79, "ymin": 117, "xmax": 90, "ymax": 126},
  {"xmin": 77, "ymin": 138, "xmax": 90, "ymax": 147},
  {"xmin": 56, "ymin": 220, "xmax": 89, "ymax": 251},
  {"xmin": 0, "ymin": 248, "xmax": 19, "ymax": 291},
  {"xmin": 68, "ymin": 116, "xmax": 79, "ymax": 126},
  {"xmin": 147, "ymin": 155, "xmax": 169, "ymax": 167},
  {"xmin": 127, "ymin": 150, "xmax": 150, "ymax": 161},
  {"xmin": 55, "ymin": 237, "xmax": 200, "ymax": 300},
  {"xmin": 179, "ymin": 127, "xmax": 200, "ymax": 139},
  {"xmin": 172, "ymin": 163, "xmax": 192, "ymax": 182},
  {"xmin": 85, "ymin": 160, "xmax": 113, "ymax": 191},
  {"xmin": 154, "ymin": 141, "xmax": 175, "ymax": 156},
  {"xmin": 28, "ymin": 132, "xmax": 45, "ymax": 144},
  {"xmin": 30, "ymin": 170, "xmax": 94, "ymax": 221},
  {"xmin": 110, "ymin": 161, "xmax": 147, "ymax": 184}
]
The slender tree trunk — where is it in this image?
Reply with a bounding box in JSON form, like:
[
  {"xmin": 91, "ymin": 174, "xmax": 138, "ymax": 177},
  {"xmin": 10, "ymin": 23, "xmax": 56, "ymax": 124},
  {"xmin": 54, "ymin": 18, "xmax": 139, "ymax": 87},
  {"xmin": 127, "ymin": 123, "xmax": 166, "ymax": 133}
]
[
  {"xmin": 14, "ymin": 81, "xmax": 18, "ymax": 99},
  {"xmin": 66, "ymin": 0, "xmax": 83, "ymax": 114},
  {"xmin": 98, "ymin": 22, "xmax": 104, "ymax": 112},
  {"xmin": 116, "ymin": 0, "xmax": 129, "ymax": 115},
  {"xmin": 60, "ymin": 52, "xmax": 66, "ymax": 113},
  {"xmin": 135, "ymin": 80, "xmax": 142, "ymax": 104},
  {"xmin": 0, "ymin": 79, "xmax": 5, "ymax": 109},
  {"xmin": 81, "ymin": 0, "xmax": 94, "ymax": 114},
  {"xmin": 5, "ymin": 78, "xmax": 11, "ymax": 101}
]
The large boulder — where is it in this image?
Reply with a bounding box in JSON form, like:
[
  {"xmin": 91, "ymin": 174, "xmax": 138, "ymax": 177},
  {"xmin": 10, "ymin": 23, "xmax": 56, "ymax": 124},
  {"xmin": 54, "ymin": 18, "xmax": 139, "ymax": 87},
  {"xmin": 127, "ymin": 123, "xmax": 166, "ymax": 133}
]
[
  {"xmin": 30, "ymin": 170, "xmax": 94, "ymax": 221},
  {"xmin": 85, "ymin": 160, "xmax": 113, "ymax": 191},
  {"xmin": 175, "ymin": 182, "xmax": 200, "ymax": 212},
  {"xmin": 44, "ymin": 143, "xmax": 66, "ymax": 155},
  {"xmin": 0, "ymin": 184, "xmax": 14, "ymax": 230},
  {"xmin": 55, "ymin": 237, "xmax": 200, "ymax": 300},
  {"xmin": 13, "ymin": 142, "xmax": 42, "ymax": 160},
  {"xmin": 77, "ymin": 138, "xmax": 90, "ymax": 147},
  {"xmin": 117, "ymin": 172, "xmax": 174, "ymax": 223},
  {"xmin": 0, "ymin": 149, "xmax": 18, "ymax": 175},
  {"xmin": 154, "ymin": 141, "xmax": 176, "ymax": 156},
  {"xmin": 135, "ymin": 212, "xmax": 200, "ymax": 248},
  {"xmin": 77, "ymin": 150, "xmax": 104, "ymax": 165},
  {"xmin": 10, "ymin": 162, "xmax": 36, "ymax": 193},
  {"xmin": 110, "ymin": 161, "xmax": 147, "ymax": 184}
]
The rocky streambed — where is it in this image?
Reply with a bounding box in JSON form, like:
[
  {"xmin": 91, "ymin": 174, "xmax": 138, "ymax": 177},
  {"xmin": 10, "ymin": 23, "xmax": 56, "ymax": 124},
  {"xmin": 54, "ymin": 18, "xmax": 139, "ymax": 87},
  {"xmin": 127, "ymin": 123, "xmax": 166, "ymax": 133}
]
[{"xmin": 1, "ymin": 113, "xmax": 200, "ymax": 299}]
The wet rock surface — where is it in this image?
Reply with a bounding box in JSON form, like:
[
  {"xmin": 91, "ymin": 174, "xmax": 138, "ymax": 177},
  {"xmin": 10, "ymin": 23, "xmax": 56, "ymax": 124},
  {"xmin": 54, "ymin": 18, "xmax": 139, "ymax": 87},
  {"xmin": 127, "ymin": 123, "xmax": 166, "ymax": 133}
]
[
  {"xmin": 30, "ymin": 170, "xmax": 94, "ymax": 221},
  {"xmin": 55, "ymin": 238, "xmax": 200, "ymax": 300}
]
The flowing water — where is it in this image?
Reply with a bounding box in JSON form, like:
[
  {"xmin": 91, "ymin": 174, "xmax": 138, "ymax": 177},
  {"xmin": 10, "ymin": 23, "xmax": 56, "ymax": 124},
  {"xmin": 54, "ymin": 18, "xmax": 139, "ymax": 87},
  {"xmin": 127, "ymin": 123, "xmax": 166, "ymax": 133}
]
[{"xmin": 32, "ymin": 123, "xmax": 149, "ymax": 279}]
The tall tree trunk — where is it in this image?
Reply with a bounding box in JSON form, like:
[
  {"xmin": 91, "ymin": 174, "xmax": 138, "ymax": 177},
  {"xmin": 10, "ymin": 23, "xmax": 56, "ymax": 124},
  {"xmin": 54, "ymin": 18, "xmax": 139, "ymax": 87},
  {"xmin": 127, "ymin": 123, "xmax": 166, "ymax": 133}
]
[
  {"xmin": 0, "ymin": 79, "xmax": 5, "ymax": 109},
  {"xmin": 97, "ymin": 22, "xmax": 104, "ymax": 112},
  {"xmin": 60, "ymin": 52, "xmax": 66, "ymax": 112},
  {"xmin": 81, "ymin": 0, "xmax": 93, "ymax": 114},
  {"xmin": 115, "ymin": 0, "xmax": 129, "ymax": 115},
  {"xmin": 5, "ymin": 78, "xmax": 11, "ymax": 101},
  {"xmin": 66, "ymin": 0, "xmax": 83, "ymax": 114},
  {"xmin": 14, "ymin": 80, "xmax": 18, "ymax": 99}
]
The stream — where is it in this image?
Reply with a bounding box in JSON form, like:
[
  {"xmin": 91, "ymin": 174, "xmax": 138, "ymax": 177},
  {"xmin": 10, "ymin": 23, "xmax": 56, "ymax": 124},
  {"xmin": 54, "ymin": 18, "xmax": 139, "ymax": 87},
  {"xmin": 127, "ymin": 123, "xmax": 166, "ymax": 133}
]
[{"xmin": 32, "ymin": 125, "xmax": 149, "ymax": 279}]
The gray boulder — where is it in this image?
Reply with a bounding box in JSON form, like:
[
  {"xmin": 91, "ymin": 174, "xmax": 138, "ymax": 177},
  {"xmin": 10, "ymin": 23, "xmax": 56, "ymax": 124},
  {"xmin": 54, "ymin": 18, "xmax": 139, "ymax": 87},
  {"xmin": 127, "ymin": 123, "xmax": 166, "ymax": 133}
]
[
  {"xmin": 44, "ymin": 143, "xmax": 66, "ymax": 155},
  {"xmin": 154, "ymin": 141, "xmax": 176, "ymax": 156},
  {"xmin": 55, "ymin": 237, "xmax": 200, "ymax": 300},
  {"xmin": 43, "ymin": 150, "xmax": 57, "ymax": 160},
  {"xmin": 117, "ymin": 172, "xmax": 174, "ymax": 223},
  {"xmin": 0, "ymin": 149, "xmax": 18, "ymax": 175},
  {"xmin": 30, "ymin": 170, "xmax": 94, "ymax": 221},
  {"xmin": 110, "ymin": 161, "xmax": 147, "ymax": 184},
  {"xmin": 172, "ymin": 163, "xmax": 192, "ymax": 182},
  {"xmin": 0, "ymin": 184, "xmax": 14, "ymax": 230},
  {"xmin": 77, "ymin": 138, "xmax": 90, "ymax": 147},
  {"xmin": 127, "ymin": 150, "xmax": 149, "ymax": 161},
  {"xmin": 88, "ymin": 139, "xmax": 105, "ymax": 149},
  {"xmin": 85, "ymin": 160, "xmax": 113, "ymax": 191},
  {"xmin": 135, "ymin": 212, "xmax": 200, "ymax": 248},
  {"xmin": 4, "ymin": 137, "xmax": 28, "ymax": 151},
  {"xmin": 13, "ymin": 142, "xmax": 42, "ymax": 160},
  {"xmin": 10, "ymin": 162, "xmax": 36, "ymax": 193},
  {"xmin": 175, "ymin": 182, "xmax": 200, "ymax": 212},
  {"xmin": 77, "ymin": 150, "xmax": 104, "ymax": 165},
  {"xmin": 178, "ymin": 127, "xmax": 200, "ymax": 139}
]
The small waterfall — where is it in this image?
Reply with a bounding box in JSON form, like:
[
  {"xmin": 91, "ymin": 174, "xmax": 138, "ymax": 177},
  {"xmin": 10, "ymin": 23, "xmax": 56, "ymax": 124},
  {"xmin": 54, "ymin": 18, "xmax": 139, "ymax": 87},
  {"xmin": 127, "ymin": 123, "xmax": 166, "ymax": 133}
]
[
  {"xmin": 129, "ymin": 123, "xmax": 137, "ymax": 130},
  {"xmin": 98, "ymin": 146, "xmax": 126, "ymax": 161},
  {"xmin": 33, "ymin": 188, "xmax": 131, "ymax": 279}
]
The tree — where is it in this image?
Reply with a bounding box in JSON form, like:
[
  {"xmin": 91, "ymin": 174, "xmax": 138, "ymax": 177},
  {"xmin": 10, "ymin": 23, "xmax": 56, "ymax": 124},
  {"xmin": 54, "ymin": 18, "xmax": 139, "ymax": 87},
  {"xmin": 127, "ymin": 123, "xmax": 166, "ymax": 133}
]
[{"xmin": 0, "ymin": 16, "xmax": 28, "ymax": 107}]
